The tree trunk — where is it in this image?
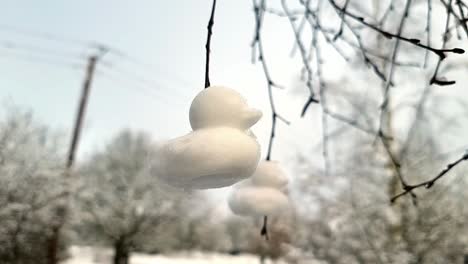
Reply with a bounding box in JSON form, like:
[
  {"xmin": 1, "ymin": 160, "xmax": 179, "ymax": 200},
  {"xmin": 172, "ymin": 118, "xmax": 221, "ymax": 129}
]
[
  {"xmin": 47, "ymin": 225, "xmax": 61, "ymax": 264},
  {"xmin": 113, "ymin": 238, "xmax": 130, "ymax": 264}
]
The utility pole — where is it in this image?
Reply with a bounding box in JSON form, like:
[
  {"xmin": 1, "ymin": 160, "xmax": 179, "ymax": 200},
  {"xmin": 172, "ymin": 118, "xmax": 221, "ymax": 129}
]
[
  {"xmin": 66, "ymin": 55, "xmax": 98, "ymax": 169},
  {"xmin": 46, "ymin": 48, "xmax": 106, "ymax": 264}
]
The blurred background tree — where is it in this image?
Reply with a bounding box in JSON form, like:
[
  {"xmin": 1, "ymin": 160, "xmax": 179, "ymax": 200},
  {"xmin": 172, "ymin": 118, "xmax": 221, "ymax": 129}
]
[
  {"xmin": 0, "ymin": 105, "xmax": 67, "ymax": 264},
  {"xmin": 74, "ymin": 130, "xmax": 185, "ymax": 264}
]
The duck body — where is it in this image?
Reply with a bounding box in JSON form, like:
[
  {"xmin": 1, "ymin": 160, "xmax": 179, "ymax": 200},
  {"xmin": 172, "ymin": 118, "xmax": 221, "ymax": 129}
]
[
  {"xmin": 228, "ymin": 186, "xmax": 289, "ymax": 216},
  {"xmin": 158, "ymin": 127, "xmax": 261, "ymax": 189},
  {"xmin": 228, "ymin": 160, "xmax": 290, "ymax": 217},
  {"xmin": 251, "ymin": 161, "xmax": 289, "ymax": 190}
]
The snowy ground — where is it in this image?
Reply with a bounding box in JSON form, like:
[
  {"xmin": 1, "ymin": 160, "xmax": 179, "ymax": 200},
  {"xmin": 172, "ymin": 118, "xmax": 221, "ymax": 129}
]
[{"xmin": 62, "ymin": 246, "xmax": 288, "ymax": 264}]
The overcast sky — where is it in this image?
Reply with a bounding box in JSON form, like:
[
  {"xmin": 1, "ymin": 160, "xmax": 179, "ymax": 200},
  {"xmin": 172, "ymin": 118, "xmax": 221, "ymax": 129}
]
[{"xmin": 0, "ymin": 0, "xmax": 321, "ymax": 161}]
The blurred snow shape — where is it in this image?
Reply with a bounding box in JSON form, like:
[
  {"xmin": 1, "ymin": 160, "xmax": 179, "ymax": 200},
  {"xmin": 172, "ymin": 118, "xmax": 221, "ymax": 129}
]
[
  {"xmin": 228, "ymin": 161, "xmax": 290, "ymax": 216},
  {"xmin": 250, "ymin": 161, "xmax": 288, "ymax": 190},
  {"xmin": 228, "ymin": 186, "xmax": 289, "ymax": 216},
  {"xmin": 157, "ymin": 86, "xmax": 262, "ymax": 189}
]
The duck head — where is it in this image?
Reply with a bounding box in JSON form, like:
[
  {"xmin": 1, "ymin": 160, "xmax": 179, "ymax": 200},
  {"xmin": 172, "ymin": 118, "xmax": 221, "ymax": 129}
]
[{"xmin": 189, "ymin": 86, "xmax": 262, "ymax": 130}]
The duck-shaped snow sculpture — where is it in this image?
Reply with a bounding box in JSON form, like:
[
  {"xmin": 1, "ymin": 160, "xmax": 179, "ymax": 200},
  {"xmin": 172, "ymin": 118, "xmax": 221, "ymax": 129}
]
[
  {"xmin": 157, "ymin": 86, "xmax": 262, "ymax": 189},
  {"xmin": 228, "ymin": 186, "xmax": 289, "ymax": 216},
  {"xmin": 250, "ymin": 160, "xmax": 288, "ymax": 190},
  {"xmin": 228, "ymin": 160, "xmax": 290, "ymax": 217}
]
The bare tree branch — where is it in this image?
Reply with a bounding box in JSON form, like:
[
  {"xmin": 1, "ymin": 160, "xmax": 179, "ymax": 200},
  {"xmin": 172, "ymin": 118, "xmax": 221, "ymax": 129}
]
[
  {"xmin": 252, "ymin": 0, "xmax": 291, "ymax": 241},
  {"xmin": 391, "ymin": 151, "xmax": 468, "ymax": 202},
  {"xmin": 204, "ymin": 0, "xmax": 217, "ymax": 89},
  {"xmin": 327, "ymin": 0, "xmax": 464, "ymax": 60}
]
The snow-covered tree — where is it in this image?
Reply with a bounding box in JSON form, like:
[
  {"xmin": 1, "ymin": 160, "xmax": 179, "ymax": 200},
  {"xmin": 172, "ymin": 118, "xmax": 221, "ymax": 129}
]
[
  {"xmin": 291, "ymin": 93, "xmax": 468, "ymax": 263},
  {"xmin": 75, "ymin": 130, "xmax": 183, "ymax": 264},
  {"xmin": 0, "ymin": 106, "xmax": 67, "ymax": 264}
]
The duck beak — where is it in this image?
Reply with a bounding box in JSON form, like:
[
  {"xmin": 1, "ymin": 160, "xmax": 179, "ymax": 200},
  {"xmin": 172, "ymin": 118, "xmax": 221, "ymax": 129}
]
[{"xmin": 243, "ymin": 108, "xmax": 262, "ymax": 128}]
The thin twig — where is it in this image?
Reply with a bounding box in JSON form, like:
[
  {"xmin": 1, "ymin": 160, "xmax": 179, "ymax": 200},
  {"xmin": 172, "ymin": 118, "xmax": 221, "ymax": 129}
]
[
  {"xmin": 252, "ymin": 0, "xmax": 290, "ymax": 241},
  {"xmin": 324, "ymin": 109, "xmax": 387, "ymax": 137},
  {"xmin": 204, "ymin": 0, "xmax": 217, "ymax": 89},
  {"xmin": 430, "ymin": 0, "xmax": 456, "ymax": 86},
  {"xmin": 379, "ymin": 1, "xmax": 394, "ymax": 26},
  {"xmin": 327, "ymin": 0, "xmax": 464, "ymax": 60},
  {"xmin": 376, "ymin": 0, "xmax": 413, "ymax": 149},
  {"xmin": 260, "ymin": 215, "xmax": 269, "ymax": 240},
  {"xmin": 333, "ymin": 0, "xmax": 350, "ymax": 41},
  {"xmin": 282, "ymin": 0, "xmax": 319, "ymax": 117},
  {"xmin": 440, "ymin": 0, "xmax": 468, "ymax": 36},
  {"xmin": 423, "ymin": 0, "xmax": 432, "ymax": 67},
  {"xmin": 311, "ymin": 3, "xmax": 331, "ymax": 177},
  {"xmin": 325, "ymin": 1, "xmax": 392, "ymax": 85},
  {"xmin": 380, "ymin": 0, "xmax": 411, "ymax": 111},
  {"xmin": 399, "ymin": 82, "xmax": 432, "ymax": 162},
  {"xmin": 253, "ymin": 0, "xmax": 290, "ymax": 162},
  {"xmin": 391, "ymin": 151, "xmax": 468, "ymax": 202}
]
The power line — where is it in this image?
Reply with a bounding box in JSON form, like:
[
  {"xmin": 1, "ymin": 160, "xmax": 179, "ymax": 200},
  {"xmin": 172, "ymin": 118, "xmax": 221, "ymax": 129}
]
[
  {"xmin": 0, "ymin": 54, "xmax": 186, "ymax": 108},
  {"xmin": 0, "ymin": 24, "xmax": 191, "ymax": 86},
  {"xmin": 0, "ymin": 24, "xmax": 195, "ymax": 107},
  {"xmin": 98, "ymin": 62, "xmax": 189, "ymax": 99},
  {"xmin": 0, "ymin": 24, "xmax": 194, "ymax": 97},
  {"xmin": 0, "ymin": 47, "xmax": 189, "ymax": 106},
  {"xmin": 104, "ymin": 47, "xmax": 192, "ymax": 87},
  {"xmin": 0, "ymin": 40, "xmax": 89, "ymax": 61},
  {"xmin": 95, "ymin": 68, "xmax": 186, "ymax": 108},
  {"xmin": 0, "ymin": 51, "xmax": 85, "ymax": 70},
  {"xmin": 0, "ymin": 24, "xmax": 98, "ymax": 48}
]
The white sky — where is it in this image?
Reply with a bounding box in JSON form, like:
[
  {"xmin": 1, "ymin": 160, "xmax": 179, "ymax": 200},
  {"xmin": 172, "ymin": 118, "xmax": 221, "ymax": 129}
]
[{"xmin": 0, "ymin": 0, "xmax": 326, "ymax": 163}]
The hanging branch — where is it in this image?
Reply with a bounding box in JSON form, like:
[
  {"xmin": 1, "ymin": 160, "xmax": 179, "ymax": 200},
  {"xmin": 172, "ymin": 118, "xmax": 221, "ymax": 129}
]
[
  {"xmin": 323, "ymin": 108, "xmax": 387, "ymax": 137},
  {"xmin": 379, "ymin": 1, "xmax": 395, "ymax": 26},
  {"xmin": 298, "ymin": 2, "xmax": 394, "ymax": 134},
  {"xmin": 326, "ymin": 0, "xmax": 464, "ymax": 62},
  {"xmin": 204, "ymin": 0, "xmax": 217, "ymax": 89},
  {"xmin": 423, "ymin": 0, "xmax": 432, "ymax": 67},
  {"xmin": 389, "ymin": 2, "xmax": 465, "ymax": 202},
  {"xmin": 282, "ymin": 0, "xmax": 319, "ymax": 117},
  {"xmin": 377, "ymin": 0, "xmax": 413, "ymax": 136},
  {"xmin": 252, "ymin": 0, "xmax": 290, "ymax": 162},
  {"xmin": 332, "ymin": 0, "xmax": 350, "ymax": 40},
  {"xmin": 250, "ymin": 0, "xmax": 468, "ymax": 208},
  {"xmin": 430, "ymin": 0, "xmax": 456, "ymax": 86},
  {"xmin": 439, "ymin": 0, "xmax": 468, "ymax": 36},
  {"xmin": 298, "ymin": 0, "xmax": 331, "ymax": 177},
  {"xmin": 385, "ymin": 0, "xmax": 463, "ymax": 204},
  {"xmin": 280, "ymin": 0, "xmax": 466, "ymax": 101},
  {"xmin": 455, "ymin": 0, "xmax": 468, "ymax": 35},
  {"xmin": 372, "ymin": 1, "xmax": 417, "ymax": 203},
  {"xmin": 399, "ymin": 82, "xmax": 433, "ymax": 164},
  {"xmin": 322, "ymin": 1, "xmax": 393, "ymax": 86},
  {"xmin": 314, "ymin": 29, "xmax": 331, "ymax": 177},
  {"xmin": 252, "ymin": 0, "xmax": 290, "ymax": 241},
  {"xmin": 260, "ymin": 215, "xmax": 269, "ymax": 240}
]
